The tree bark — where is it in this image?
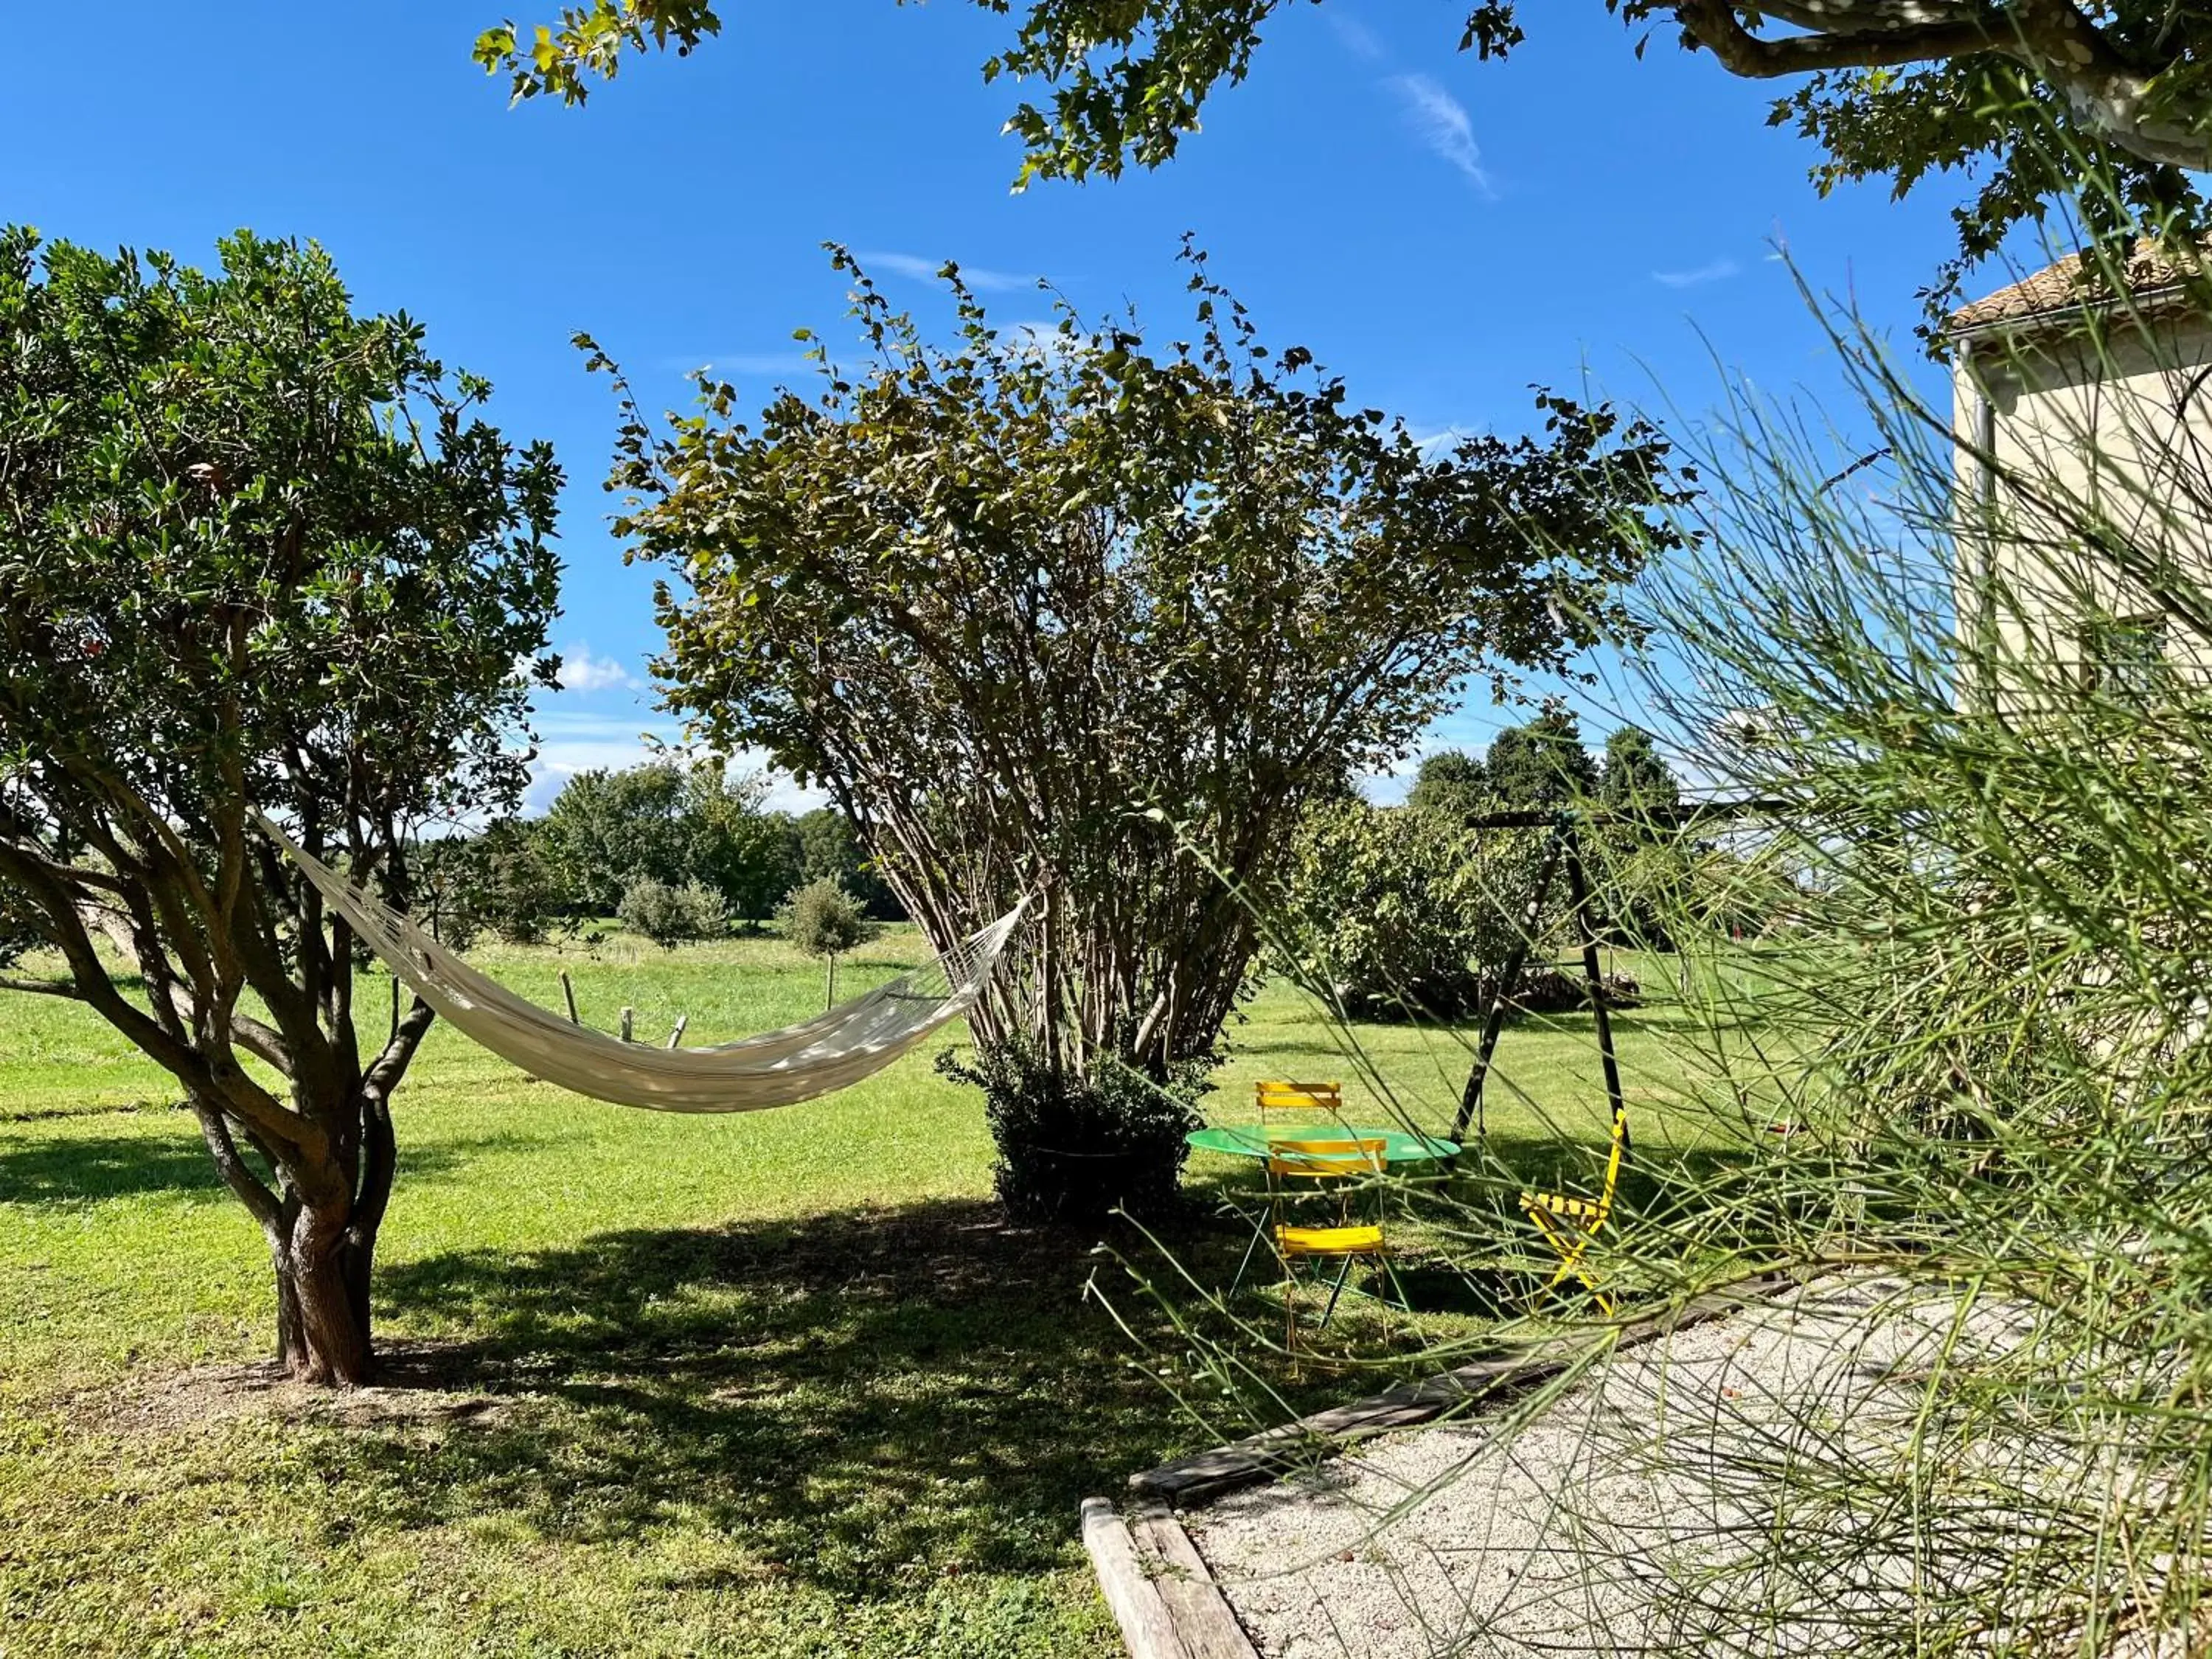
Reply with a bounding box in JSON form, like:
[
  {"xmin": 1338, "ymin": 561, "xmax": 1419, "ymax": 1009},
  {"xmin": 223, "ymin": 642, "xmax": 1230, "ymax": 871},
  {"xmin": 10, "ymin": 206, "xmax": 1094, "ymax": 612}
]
[
  {"xmin": 272, "ymin": 1199, "xmax": 376, "ymax": 1385},
  {"xmin": 248, "ymin": 1078, "xmax": 398, "ymax": 1388}
]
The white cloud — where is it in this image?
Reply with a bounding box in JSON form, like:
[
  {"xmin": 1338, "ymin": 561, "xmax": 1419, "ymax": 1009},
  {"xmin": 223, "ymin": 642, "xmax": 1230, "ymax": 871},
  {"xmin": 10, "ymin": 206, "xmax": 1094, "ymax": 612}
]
[
  {"xmin": 1389, "ymin": 74, "xmax": 1495, "ymax": 196},
  {"xmin": 859, "ymin": 251, "xmax": 1036, "ymax": 293},
  {"xmin": 1411, "ymin": 423, "xmax": 1478, "ymax": 457},
  {"xmin": 1331, "ymin": 13, "xmax": 1385, "ymax": 60},
  {"xmin": 664, "ymin": 351, "xmax": 816, "ymax": 378},
  {"xmin": 521, "ymin": 710, "xmax": 825, "ymax": 816},
  {"xmin": 1652, "ymin": 259, "xmax": 1742, "ymax": 289},
  {"xmin": 553, "ymin": 644, "xmax": 643, "ymax": 694}
]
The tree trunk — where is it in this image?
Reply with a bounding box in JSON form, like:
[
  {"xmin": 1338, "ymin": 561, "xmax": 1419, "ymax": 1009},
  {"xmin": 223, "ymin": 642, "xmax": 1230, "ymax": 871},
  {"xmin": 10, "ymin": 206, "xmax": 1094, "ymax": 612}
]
[{"xmin": 271, "ymin": 1200, "xmax": 376, "ymax": 1385}]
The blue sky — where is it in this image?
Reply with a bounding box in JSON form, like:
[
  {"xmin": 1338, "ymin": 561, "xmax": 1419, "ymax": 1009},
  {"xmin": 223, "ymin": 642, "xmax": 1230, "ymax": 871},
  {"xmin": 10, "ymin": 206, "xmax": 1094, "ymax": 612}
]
[{"xmin": 10, "ymin": 0, "xmax": 1978, "ymax": 805}]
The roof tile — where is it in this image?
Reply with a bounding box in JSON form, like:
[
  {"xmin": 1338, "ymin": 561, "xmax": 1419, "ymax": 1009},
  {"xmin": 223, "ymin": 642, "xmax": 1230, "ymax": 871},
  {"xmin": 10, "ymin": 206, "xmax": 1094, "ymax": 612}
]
[{"xmin": 1950, "ymin": 241, "xmax": 2212, "ymax": 335}]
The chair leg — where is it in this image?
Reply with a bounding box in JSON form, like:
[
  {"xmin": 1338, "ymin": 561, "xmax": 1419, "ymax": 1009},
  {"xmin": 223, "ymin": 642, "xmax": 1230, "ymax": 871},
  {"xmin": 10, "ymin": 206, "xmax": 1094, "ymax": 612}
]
[
  {"xmin": 1528, "ymin": 1208, "xmax": 1612, "ymax": 1314},
  {"xmin": 1318, "ymin": 1256, "xmax": 1355, "ymax": 1329},
  {"xmin": 1228, "ymin": 1220, "xmax": 1265, "ymax": 1299},
  {"xmin": 1380, "ymin": 1255, "xmax": 1409, "ymax": 1312}
]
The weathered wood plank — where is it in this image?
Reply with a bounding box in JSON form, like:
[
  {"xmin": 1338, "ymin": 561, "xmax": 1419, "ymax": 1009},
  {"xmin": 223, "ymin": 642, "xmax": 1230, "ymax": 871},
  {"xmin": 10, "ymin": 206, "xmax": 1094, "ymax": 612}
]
[
  {"xmin": 1128, "ymin": 1500, "xmax": 1261, "ymax": 1659},
  {"xmin": 1081, "ymin": 1497, "xmax": 1189, "ymax": 1659}
]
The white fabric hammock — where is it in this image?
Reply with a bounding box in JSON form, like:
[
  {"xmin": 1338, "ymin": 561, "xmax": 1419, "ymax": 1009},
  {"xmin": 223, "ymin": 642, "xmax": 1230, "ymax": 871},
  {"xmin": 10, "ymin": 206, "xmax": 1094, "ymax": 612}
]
[{"xmin": 259, "ymin": 815, "xmax": 1025, "ymax": 1112}]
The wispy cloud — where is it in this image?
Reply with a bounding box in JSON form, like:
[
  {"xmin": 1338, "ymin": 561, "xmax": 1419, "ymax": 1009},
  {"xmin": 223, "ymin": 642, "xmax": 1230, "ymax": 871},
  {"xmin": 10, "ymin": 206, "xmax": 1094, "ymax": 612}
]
[
  {"xmin": 664, "ymin": 350, "xmax": 816, "ymax": 378},
  {"xmin": 552, "ymin": 644, "xmax": 642, "ymax": 694},
  {"xmin": 1006, "ymin": 320, "xmax": 1074, "ymax": 364},
  {"xmin": 1389, "ymin": 74, "xmax": 1495, "ymax": 196},
  {"xmin": 858, "ymin": 251, "xmax": 1037, "ymax": 292},
  {"xmin": 1411, "ymin": 423, "xmax": 1477, "ymax": 457},
  {"xmin": 1652, "ymin": 258, "xmax": 1742, "ymax": 289},
  {"xmin": 521, "ymin": 711, "xmax": 824, "ymax": 815},
  {"xmin": 1331, "ymin": 13, "xmax": 1384, "ymax": 60}
]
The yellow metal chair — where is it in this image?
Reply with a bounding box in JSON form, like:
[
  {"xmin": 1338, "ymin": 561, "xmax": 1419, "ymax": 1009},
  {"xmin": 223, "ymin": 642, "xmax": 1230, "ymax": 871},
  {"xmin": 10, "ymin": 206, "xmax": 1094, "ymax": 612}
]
[
  {"xmin": 1267, "ymin": 1136, "xmax": 1390, "ymax": 1354},
  {"xmin": 1226, "ymin": 1081, "xmax": 1349, "ymax": 1296},
  {"xmin": 1256, "ymin": 1078, "xmax": 1345, "ymax": 1130},
  {"xmin": 1518, "ymin": 1102, "xmax": 1627, "ymax": 1315}
]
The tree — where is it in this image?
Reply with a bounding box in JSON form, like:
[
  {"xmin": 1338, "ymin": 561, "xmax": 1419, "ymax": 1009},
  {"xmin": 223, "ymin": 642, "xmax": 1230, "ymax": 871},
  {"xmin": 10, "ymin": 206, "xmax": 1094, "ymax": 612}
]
[
  {"xmin": 1599, "ymin": 725, "xmax": 1681, "ymax": 813},
  {"xmin": 0, "ymin": 229, "xmax": 561, "ymax": 1384},
  {"xmin": 594, "ymin": 246, "xmax": 1684, "ymax": 1109},
  {"xmin": 1485, "ymin": 706, "xmax": 1601, "ymax": 810},
  {"xmin": 790, "ymin": 805, "xmax": 901, "ymax": 920},
  {"xmin": 1279, "ymin": 801, "xmax": 1537, "ymax": 1019},
  {"xmin": 778, "ymin": 878, "xmax": 880, "ymax": 1007},
  {"xmin": 474, "ymin": 0, "xmax": 2212, "ymax": 316},
  {"xmin": 617, "ymin": 874, "xmax": 729, "ymax": 947},
  {"xmin": 417, "ymin": 818, "xmax": 564, "ymax": 946},
  {"xmin": 538, "ymin": 760, "xmax": 691, "ymax": 913},
  {"xmin": 539, "ymin": 757, "xmax": 793, "ymax": 922},
  {"xmin": 1405, "ymin": 751, "xmax": 1490, "ymax": 824},
  {"xmin": 682, "ymin": 759, "xmax": 797, "ymax": 924}
]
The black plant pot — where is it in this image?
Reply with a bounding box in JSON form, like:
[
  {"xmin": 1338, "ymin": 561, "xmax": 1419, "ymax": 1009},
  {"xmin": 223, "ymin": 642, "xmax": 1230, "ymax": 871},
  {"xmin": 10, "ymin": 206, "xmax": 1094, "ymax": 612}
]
[{"xmin": 996, "ymin": 1138, "xmax": 1185, "ymax": 1224}]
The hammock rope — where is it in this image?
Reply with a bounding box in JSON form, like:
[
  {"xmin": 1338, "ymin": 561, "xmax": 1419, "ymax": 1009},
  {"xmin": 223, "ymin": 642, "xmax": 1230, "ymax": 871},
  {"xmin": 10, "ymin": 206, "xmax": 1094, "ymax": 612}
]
[{"xmin": 257, "ymin": 814, "xmax": 1026, "ymax": 1113}]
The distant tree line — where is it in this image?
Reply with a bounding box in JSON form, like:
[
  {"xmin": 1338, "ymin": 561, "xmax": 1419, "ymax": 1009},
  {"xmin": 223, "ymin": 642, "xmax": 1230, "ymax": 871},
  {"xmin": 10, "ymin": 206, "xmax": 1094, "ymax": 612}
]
[{"xmin": 417, "ymin": 757, "xmax": 902, "ymax": 950}]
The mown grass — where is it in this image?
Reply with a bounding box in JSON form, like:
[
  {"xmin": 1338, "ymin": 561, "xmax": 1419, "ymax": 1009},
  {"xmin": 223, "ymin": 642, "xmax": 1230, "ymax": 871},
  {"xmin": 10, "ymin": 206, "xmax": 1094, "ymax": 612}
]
[{"xmin": 0, "ymin": 925, "xmax": 1744, "ymax": 1658}]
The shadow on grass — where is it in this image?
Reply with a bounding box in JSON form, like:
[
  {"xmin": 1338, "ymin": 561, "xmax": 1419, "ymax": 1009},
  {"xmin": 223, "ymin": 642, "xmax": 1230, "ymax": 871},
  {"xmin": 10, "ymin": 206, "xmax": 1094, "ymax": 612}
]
[
  {"xmin": 360, "ymin": 1200, "xmax": 1301, "ymax": 1600},
  {"xmin": 0, "ymin": 1130, "xmax": 231, "ymax": 1203},
  {"xmin": 0, "ymin": 1131, "xmax": 490, "ymax": 1205}
]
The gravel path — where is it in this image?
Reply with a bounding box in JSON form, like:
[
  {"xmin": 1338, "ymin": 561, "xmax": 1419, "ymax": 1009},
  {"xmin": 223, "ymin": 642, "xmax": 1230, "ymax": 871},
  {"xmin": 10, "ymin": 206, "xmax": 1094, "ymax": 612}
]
[{"xmin": 1187, "ymin": 1276, "xmax": 2051, "ymax": 1658}]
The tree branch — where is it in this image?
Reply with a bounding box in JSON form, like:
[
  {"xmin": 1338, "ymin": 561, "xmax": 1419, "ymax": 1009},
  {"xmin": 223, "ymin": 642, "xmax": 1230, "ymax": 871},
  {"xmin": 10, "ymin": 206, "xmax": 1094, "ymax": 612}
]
[
  {"xmin": 1677, "ymin": 0, "xmax": 2212, "ymax": 171},
  {"xmin": 0, "ymin": 976, "xmax": 84, "ymax": 1000},
  {"xmin": 363, "ymin": 995, "xmax": 436, "ymax": 1101},
  {"xmin": 1677, "ymin": 0, "xmax": 1998, "ymax": 74},
  {"xmin": 189, "ymin": 1097, "xmax": 284, "ymax": 1235}
]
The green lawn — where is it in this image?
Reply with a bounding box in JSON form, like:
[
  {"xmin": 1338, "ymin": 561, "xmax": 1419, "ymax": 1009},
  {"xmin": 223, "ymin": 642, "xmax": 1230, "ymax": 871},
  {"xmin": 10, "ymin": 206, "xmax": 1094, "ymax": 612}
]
[{"xmin": 0, "ymin": 927, "xmax": 1736, "ymax": 1658}]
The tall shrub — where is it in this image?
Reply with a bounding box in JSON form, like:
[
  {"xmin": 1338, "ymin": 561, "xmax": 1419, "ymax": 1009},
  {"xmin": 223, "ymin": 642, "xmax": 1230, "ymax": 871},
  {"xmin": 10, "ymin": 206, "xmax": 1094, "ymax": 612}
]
[
  {"xmin": 591, "ymin": 246, "xmax": 1684, "ymax": 1203},
  {"xmin": 777, "ymin": 877, "xmax": 880, "ymax": 1007}
]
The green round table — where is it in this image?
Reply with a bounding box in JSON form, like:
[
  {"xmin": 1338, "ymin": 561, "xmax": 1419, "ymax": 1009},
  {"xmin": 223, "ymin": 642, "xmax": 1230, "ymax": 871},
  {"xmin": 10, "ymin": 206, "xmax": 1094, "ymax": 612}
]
[{"xmin": 1186, "ymin": 1123, "xmax": 1460, "ymax": 1164}]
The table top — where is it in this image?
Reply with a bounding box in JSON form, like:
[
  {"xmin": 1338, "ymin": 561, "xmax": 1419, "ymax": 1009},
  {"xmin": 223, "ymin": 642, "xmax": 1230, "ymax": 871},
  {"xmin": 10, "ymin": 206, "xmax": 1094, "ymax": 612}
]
[{"xmin": 1186, "ymin": 1122, "xmax": 1461, "ymax": 1164}]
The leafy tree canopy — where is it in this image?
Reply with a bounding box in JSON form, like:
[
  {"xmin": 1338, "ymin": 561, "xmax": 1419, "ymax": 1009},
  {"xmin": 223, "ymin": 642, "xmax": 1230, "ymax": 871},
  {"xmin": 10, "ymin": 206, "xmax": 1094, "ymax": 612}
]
[
  {"xmin": 1486, "ymin": 705, "xmax": 1601, "ymax": 810},
  {"xmin": 779, "ymin": 877, "xmax": 881, "ymax": 1009},
  {"xmin": 790, "ymin": 805, "xmax": 900, "ymax": 920},
  {"xmin": 1600, "ymin": 723, "xmax": 1682, "ymax": 813},
  {"xmin": 594, "ymin": 244, "xmax": 1687, "ymax": 1079},
  {"xmin": 539, "ymin": 757, "xmax": 787, "ymax": 917},
  {"xmin": 0, "ymin": 227, "xmax": 561, "ymax": 1383},
  {"xmin": 780, "ymin": 877, "xmax": 879, "ymax": 961},
  {"xmin": 473, "ymin": 0, "xmax": 2211, "ymax": 315},
  {"xmin": 1279, "ymin": 799, "xmax": 1540, "ymax": 1018},
  {"xmin": 414, "ymin": 817, "xmax": 566, "ymax": 947},
  {"xmin": 1405, "ymin": 750, "xmax": 1490, "ymax": 823}
]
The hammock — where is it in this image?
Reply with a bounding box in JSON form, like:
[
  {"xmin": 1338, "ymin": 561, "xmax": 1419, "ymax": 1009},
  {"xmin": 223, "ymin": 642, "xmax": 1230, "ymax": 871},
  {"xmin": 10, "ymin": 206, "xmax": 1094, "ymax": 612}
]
[{"xmin": 258, "ymin": 815, "xmax": 1025, "ymax": 1112}]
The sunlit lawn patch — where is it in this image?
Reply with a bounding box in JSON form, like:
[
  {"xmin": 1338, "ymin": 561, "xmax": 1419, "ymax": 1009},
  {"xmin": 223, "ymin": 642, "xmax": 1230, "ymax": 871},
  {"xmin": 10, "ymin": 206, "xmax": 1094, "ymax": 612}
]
[{"xmin": 0, "ymin": 928, "xmax": 1736, "ymax": 1657}]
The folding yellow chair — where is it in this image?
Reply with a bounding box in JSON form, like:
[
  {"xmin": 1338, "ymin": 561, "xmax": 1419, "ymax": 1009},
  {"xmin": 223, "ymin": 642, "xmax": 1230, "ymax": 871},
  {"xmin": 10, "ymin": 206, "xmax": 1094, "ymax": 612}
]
[
  {"xmin": 1225, "ymin": 1081, "xmax": 1347, "ymax": 1296},
  {"xmin": 1266, "ymin": 1136, "xmax": 1390, "ymax": 1356},
  {"xmin": 1518, "ymin": 1099, "xmax": 1627, "ymax": 1315},
  {"xmin": 1255, "ymin": 1079, "xmax": 1344, "ymax": 1130}
]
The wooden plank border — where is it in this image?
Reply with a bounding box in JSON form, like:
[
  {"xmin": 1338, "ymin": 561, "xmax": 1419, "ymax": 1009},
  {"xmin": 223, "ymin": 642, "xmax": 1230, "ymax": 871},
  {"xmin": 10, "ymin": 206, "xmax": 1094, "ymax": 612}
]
[
  {"xmin": 1081, "ymin": 1496, "xmax": 1188, "ymax": 1659},
  {"xmin": 1128, "ymin": 1273, "xmax": 1798, "ymax": 1507},
  {"xmin": 1127, "ymin": 1499, "xmax": 1261, "ymax": 1659}
]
